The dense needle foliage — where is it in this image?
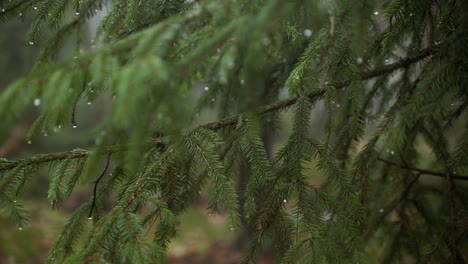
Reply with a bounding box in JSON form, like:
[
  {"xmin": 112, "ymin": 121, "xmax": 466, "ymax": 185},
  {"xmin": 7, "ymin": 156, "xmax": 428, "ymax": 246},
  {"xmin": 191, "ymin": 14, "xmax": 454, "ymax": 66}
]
[{"xmin": 0, "ymin": 0, "xmax": 467, "ymax": 263}]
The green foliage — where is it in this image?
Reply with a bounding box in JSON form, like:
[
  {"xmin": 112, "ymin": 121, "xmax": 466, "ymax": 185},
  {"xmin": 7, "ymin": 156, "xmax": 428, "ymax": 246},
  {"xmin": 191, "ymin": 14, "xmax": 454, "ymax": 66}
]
[{"xmin": 0, "ymin": 0, "xmax": 467, "ymax": 263}]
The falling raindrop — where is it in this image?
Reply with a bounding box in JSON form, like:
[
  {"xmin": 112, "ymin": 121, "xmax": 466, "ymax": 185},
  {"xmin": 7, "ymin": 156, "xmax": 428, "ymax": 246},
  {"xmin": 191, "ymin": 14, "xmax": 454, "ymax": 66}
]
[
  {"xmin": 33, "ymin": 98, "xmax": 41, "ymax": 106},
  {"xmin": 303, "ymin": 29, "xmax": 312, "ymax": 38},
  {"xmin": 204, "ymin": 86, "xmax": 209, "ymax": 91}
]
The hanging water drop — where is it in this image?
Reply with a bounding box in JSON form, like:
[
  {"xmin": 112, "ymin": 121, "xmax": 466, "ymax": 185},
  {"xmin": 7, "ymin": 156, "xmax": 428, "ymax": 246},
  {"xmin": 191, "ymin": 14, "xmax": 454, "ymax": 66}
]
[
  {"xmin": 34, "ymin": 6, "xmax": 37, "ymax": 10},
  {"xmin": 336, "ymin": 104, "xmax": 341, "ymax": 108},
  {"xmin": 75, "ymin": 12, "xmax": 80, "ymax": 16},
  {"xmin": 19, "ymin": 12, "xmax": 22, "ymax": 16},
  {"xmin": 18, "ymin": 227, "xmax": 23, "ymax": 231},
  {"xmin": 283, "ymin": 199, "xmax": 287, "ymax": 203},
  {"xmin": 356, "ymin": 57, "xmax": 363, "ymax": 64},
  {"xmin": 87, "ymin": 101, "xmax": 92, "ymax": 105},
  {"xmin": 373, "ymin": 11, "xmax": 379, "ymax": 16},
  {"xmin": 303, "ymin": 29, "xmax": 312, "ymax": 38},
  {"xmin": 87, "ymin": 217, "xmax": 92, "ymax": 220},
  {"xmin": 33, "ymin": 98, "xmax": 41, "ymax": 106},
  {"xmin": 73, "ymin": 125, "xmax": 77, "ymax": 129},
  {"xmin": 240, "ymin": 79, "xmax": 245, "ymax": 85},
  {"xmin": 211, "ymin": 98, "xmax": 216, "ymax": 102},
  {"xmin": 27, "ymin": 140, "xmax": 32, "ymax": 144},
  {"xmin": 29, "ymin": 41, "xmax": 34, "ymax": 45},
  {"xmin": 390, "ymin": 150, "xmax": 395, "ymax": 155},
  {"xmin": 379, "ymin": 208, "xmax": 384, "ymax": 213},
  {"xmin": 204, "ymin": 86, "xmax": 209, "ymax": 91}
]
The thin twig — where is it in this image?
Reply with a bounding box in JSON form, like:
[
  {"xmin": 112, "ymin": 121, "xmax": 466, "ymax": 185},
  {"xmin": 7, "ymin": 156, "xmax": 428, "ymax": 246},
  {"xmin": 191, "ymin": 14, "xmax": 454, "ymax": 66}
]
[
  {"xmin": 71, "ymin": 81, "xmax": 87, "ymax": 128},
  {"xmin": 377, "ymin": 158, "xmax": 468, "ymax": 181},
  {"xmin": 88, "ymin": 153, "xmax": 112, "ymax": 218}
]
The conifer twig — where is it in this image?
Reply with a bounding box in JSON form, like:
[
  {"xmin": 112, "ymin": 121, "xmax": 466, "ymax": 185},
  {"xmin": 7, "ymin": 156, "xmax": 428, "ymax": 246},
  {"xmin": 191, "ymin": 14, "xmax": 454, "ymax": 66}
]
[
  {"xmin": 377, "ymin": 158, "xmax": 468, "ymax": 181},
  {"xmin": 88, "ymin": 153, "xmax": 112, "ymax": 218}
]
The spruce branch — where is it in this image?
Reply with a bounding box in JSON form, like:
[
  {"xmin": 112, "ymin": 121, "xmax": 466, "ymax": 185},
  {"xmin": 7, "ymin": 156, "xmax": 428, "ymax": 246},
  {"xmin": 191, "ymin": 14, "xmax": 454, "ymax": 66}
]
[
  {"xmin": 377, "ymin": 158, "xmax": 468, "ymax": 181},
  {"xmin": 0, "ymin": 48, "xmax": 434, "ymax": 174}
]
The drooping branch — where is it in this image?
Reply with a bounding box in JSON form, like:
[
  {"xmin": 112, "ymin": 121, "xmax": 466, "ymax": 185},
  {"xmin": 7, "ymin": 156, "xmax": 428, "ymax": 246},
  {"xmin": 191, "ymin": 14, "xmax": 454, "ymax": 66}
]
[
  {"xmin": 377, "ymin": 158, "xmax": 468, "ymax": 181},
  {"xmin": 0, "ymin": 48, "xmax": 434, "ymax": 173}
]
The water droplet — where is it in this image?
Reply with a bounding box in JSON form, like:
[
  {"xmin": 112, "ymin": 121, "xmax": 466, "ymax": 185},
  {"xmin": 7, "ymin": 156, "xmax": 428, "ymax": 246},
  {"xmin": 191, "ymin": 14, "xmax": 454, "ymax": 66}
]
[
  {"xmin": 230, "ymin": 226, "xmax": 235, "ymax": 231},
  {"xmin": 94, "ymin": 9, "xmax": 98, "ymax": 12},
  {"xmin": 283, "ymin": 199, "xmax": 287, "ymax": 203},
  {"xmin": 240, "ymin": 79, "xmax": 245, "ymax": 85},
  {"xmin": 331, "ymin": 100, "xmax": 336, "ymax": 105},
  {"xmin": 13, "ymin": 200, "xmax": 17, "ymax": 203},
  {"xmin": 19, "ymin": 13, "xmax": 22, "ymax": 16},
  {"xmin": 27, "ymin": 141, "xmax": 32, "ymax": 144},
  {"xmin": 204, "ymin": 86, "xmax": 209, "ymax": 91},
  {"xmin": 303, "ymin": 29, "xmax": 312, "ymax": 38},
  {"xmin": 73, "ymin": 125, "xmax": 77, "ymax": 129},
  {"xmin": 75, "ymin": 12, "xmax": 80, "ymax": 16},
  {"xmin": 18, "ymin": 227, "xmax": 23, "ymax": 231},
  {"xmin": 87, "ymin": 102, "xmax": 91, "ymax": 105},
  {"xmin": 34, "ymin": 6, "xmax": 37, "ymax": 10},
  {"xmin": 29, "ymin": 40, "xmax": 35, "ymax": 45},
  {"xmin": 43, "ymin": 132, "xmax": 48, "ymax": 137},
  {"xmin": 409, "ymin": 13, "xmax": 414, "ymax": 17},
  {"xmin": 87, "ymin": 217, "xmax": 92, "ymax": 220},
  {"xmin": 385, "ymin": 58, "xmax": 390, "ymax": 64},
  {"xmin": 58, "ymin": 125, "xmax": 61, "ymax": 129},
  {"xmin": 336, "ymin": 104, "xmax": 341, "ymax": 108},
  {"xmin": 390, "ymin": 150, "xmax": 395, "ymax": 155},
  {"xmin": 1, "ymin": 9, "xmax": 4, "ymax": 12},
  {"xmin": 211, "ymin": 98, "xmax": 216, "ymax": 102},
  {"xmin": 33, "ymin": 98, "xmax": 41, "ymax": 106},
  {"xmin": 379, "ymin": 208, "xmax": 384, "ymax": 213},
  {"xmin": 373, "ymin": 11, "xmax": 379, "ymax": 16},
  {"xmin": 356, "ymin": 57, "xmax": 363, "ymax": 64}
]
